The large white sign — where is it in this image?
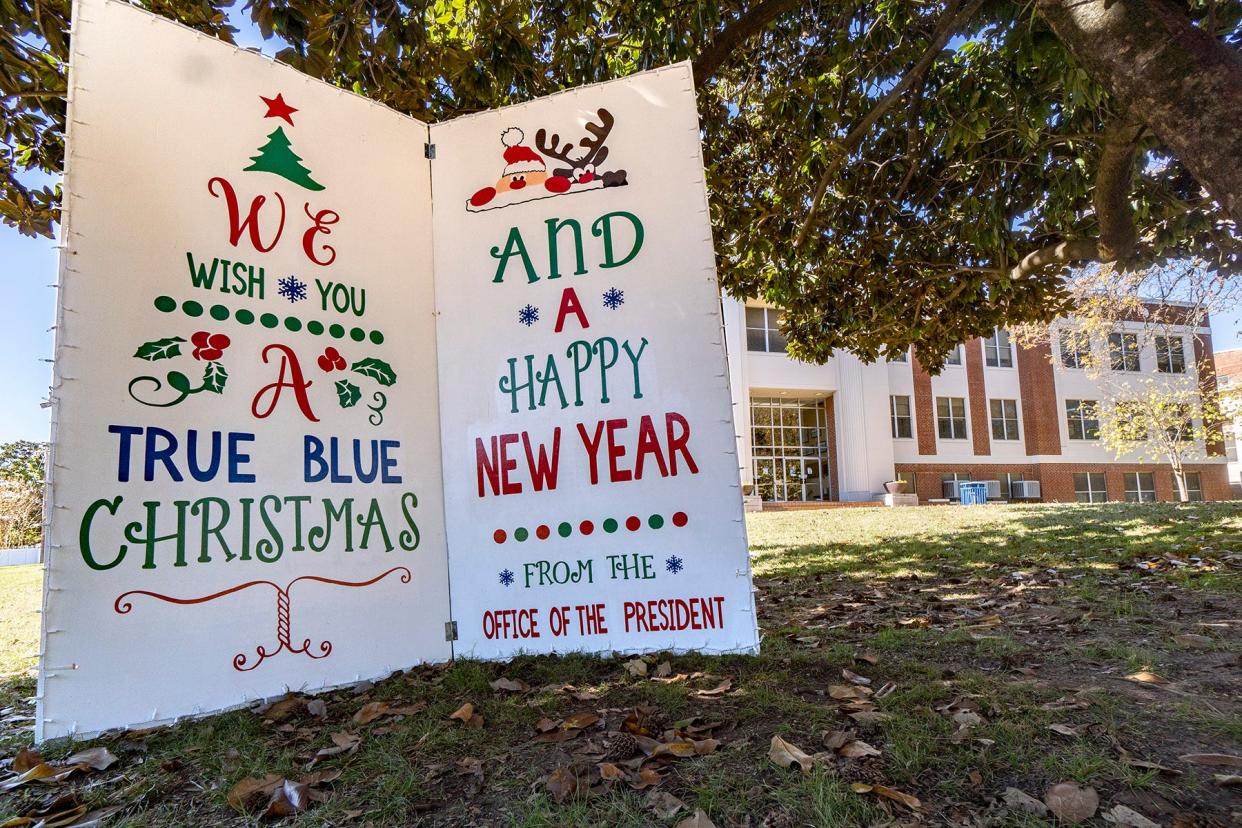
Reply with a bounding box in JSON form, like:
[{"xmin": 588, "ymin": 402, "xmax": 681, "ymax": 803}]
[
  {"xmin": 42, "ymin": 0, "xmax": 450, "ymax": 741},
  {"xmin": 42, "ymin": 0, "xmax": 755, "ymax": 741},
  {"xmin": 431, "ymin": 69, "xmax": 758, "ymax": 658}
]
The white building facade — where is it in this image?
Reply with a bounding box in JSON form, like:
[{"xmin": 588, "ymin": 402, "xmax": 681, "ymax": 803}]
[{"xmin": 722, "ymin": 298, "xmax": 1233, "ymax": 505}]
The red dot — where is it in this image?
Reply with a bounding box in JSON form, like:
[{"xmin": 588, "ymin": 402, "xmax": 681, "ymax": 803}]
[
  {"xmin": 492, "ymin": 529, "xmax": 507, "ymax": 544},
  {"xmin": 579, "ymin": 520, "xmax": 594, "ymax": 535},
  {"xmin": 625, "ymin": 515, "xmax": 641, "ymax": 531},
  {"xmin": 536, "ymin": 524, "xmax": 551, "ymax": 540},
  {"xmin": 672, "ymin": 511, "xmax": 688, "ymax": 527}
]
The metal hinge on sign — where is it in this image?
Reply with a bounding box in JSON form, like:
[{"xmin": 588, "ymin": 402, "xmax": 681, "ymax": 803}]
[
  {"xmin": 444, "ymin": 620, "xmax": 458, "ymax": 641},
  {"xmin": 424, "ymin": 143, "xmax": 436, "ymax": 160}
]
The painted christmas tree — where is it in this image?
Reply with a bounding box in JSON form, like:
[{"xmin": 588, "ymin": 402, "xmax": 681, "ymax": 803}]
[{"xmin": 244, "ymin": 126, "xmax": 325, "ymax": 191}]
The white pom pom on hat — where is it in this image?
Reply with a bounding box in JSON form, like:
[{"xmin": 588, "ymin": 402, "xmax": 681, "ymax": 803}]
[{"xmin": 501, "ymin": 127, "xmax": 525, "ymax": 148}]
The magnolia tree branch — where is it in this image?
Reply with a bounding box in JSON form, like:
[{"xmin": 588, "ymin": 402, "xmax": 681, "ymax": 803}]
[
  {"xmin": 1008, "ymin": 238, "xmax": 1100, "ymax": 280},
  {"xmin": 793, "ymin": 0, "xmax": 985, "ymax": 249},
  {"xmin": 1094, "ymin": 117, "xmax": 1145, "ymax": 263},
  {"xmin": 692, "ymin": 0, "xmax": 801, "ymax": 88}
]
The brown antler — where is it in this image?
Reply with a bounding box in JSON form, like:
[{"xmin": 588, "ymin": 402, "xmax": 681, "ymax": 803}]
[
  {"xmin": 535, "ymin": 129, "xmax": 579, "ymax": 176},
  {"xmin": 576, "ymin": 109, "xmax": 614, "ymax": 169}
]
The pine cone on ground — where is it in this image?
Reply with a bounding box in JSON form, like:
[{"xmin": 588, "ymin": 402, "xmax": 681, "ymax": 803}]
[{"xmin": 600, "ymin": 731, "xmax": 639, "ymax": 761}]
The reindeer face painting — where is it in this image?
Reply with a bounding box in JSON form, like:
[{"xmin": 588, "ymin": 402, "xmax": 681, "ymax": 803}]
[{"xmin": 467, "ymin": 109, "xmax": 628, "ymax": 212}]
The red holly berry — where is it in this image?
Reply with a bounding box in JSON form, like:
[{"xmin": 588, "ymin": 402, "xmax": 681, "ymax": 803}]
[
  {"xmin": 197, "ymin": 348, "xmax": 223, "ymax": 361},
  {"xmin": 317, "ymin": 355, "xmax": 333, "ymax": 371},
  {"xmin": 191, "ymin": 331, "xmax": 210, "ymax": 347},
  {"xmin": 208, "ymin": 333, "xmax": 231, "ymax": 350},
  {"xmin": 318, "ymin": 347, "xmax": 347, "ymax": 372}
]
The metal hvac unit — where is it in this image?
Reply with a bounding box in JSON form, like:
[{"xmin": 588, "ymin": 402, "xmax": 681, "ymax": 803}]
[
  {"xmin": 1010, "ymin": 480, "xmax": 1042, "ymax": 500},
  {"xmin": 981, "ymin": 480, "xmax": 1001, "ymax": 499}
]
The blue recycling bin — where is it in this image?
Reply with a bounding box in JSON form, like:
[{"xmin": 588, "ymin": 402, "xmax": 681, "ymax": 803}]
[{"xmin": 959, "ymin": 482, "xmax": 988, "ymax": 505}]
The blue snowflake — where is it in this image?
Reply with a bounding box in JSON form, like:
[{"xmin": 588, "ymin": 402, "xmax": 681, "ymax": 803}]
[
  {"xmin": 499, "ymin": 568, "xmax": 515, "ymax": 587},
  {"xmin": 602, "ymin": 287, "xmax": 625, "ymax": 310},
  {"xmin": 665, "ymin": 555, "xmax": 684, "ymax": 575},
  {"xmin": 277, "ymin": 275, "xmax": 308, "ymax": 303},
  {"xmin": 518, "ymin": 304, "xmax": 539, "ymax": 326}
]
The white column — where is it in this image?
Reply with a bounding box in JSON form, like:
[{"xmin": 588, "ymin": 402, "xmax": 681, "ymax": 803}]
[
  {"xmin": 834, "ymin": 353, "xmax": 895, "ymax": 499},
  {"xmin": 720, "ymin": 295, "xmax": 752, "ymax": 489}
]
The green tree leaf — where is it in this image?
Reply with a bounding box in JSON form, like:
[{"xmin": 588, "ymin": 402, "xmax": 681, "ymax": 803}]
[
  {"xmin": 351, "ymin": 357, "xmax": 397, "ymax": 387},
  {"xmin": 202, "ymin": 361, "xmax": 228, "ymax": 394},
  {"xmin": 134, "ymin": 336, "xmax": 186, "ymax": 361},
  {"xmin": 336, "ymin": 378, "xmax": 361, "ymax": 408}
]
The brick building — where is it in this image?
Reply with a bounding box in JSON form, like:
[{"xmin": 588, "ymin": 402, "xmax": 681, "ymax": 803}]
[
  {"xmin": 1216, "ymin": 348, "xmax": 1242, "ymax": 498},
  {"xmin": 722, "ymin": 298, "xmax": 1233, "ymax": 505}
]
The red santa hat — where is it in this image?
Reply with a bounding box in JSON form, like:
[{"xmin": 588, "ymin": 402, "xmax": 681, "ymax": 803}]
[{"xmin": 500, "ymin": 127, "xmax": 545, "ymax": 177}]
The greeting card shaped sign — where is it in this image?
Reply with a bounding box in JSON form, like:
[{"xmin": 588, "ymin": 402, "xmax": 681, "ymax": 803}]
[
  {"xmin": 45, "ymin": 0, "xmax": 754, "ymax": 742},
  {"xmin": 41, "ymin": 0, "xmax": 450, "ymax": 740},
  {"xmin": 431, "ymin": 66, "xmax": 758, "ymax": 659}
]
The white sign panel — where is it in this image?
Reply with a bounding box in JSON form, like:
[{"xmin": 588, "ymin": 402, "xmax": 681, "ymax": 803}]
[
  {"xmin": 41, "ymin": 0, "xmax": 451, "ymax": 740},
  {"xmin": 430, "ymin": 66, "xmax": 758, "ymax": 658}
]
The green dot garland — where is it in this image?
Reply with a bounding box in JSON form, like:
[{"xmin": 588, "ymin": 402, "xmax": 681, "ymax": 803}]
[{"xmin": 152, "ymin": 296, "xmax": 385, "ymax": 344}]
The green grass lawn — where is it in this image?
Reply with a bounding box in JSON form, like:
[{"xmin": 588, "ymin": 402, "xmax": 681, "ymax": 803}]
[{"xmin": 1, "ymin": 503, "xmax": 1239, "ymax": 826}]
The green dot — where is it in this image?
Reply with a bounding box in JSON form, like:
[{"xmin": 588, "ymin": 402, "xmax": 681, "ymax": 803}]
[
  {"xmin": 648, "ymin": 514, "xmax": 664, "ymax": 530},
  {"xmin": 284, "ymin": 316, "xmax": 302, "ymax": 332},
  {"xmin": 557, "ymin": 522, "xmax": 572, "ymax": 538},
  {"xmin": 329, "ymin": 323, "xmax": 345, "ymax": 339},
  {"xmin": 235, "ymin": 308, "xmax": 255, "ymax": 325},
  {"xmin": 154, "ymin": 296, "xmax": 176, "ymax": 313},
  {"xmin": 514, "ymin": 527, "xmax": 529, "ymax": 542},
  {"xmin": 307, "ymin": 320, "xmax": 324, "ymax": 335},
  {"xmin": 369, "ymin": 330, "xmax": 385, "ymax": 345},
  {"xmin": 350, "ymin": 327, "xmax": 365, "ymax": 342},
  {"xmin": 260, "ymin": 313, "xmax": 279, "ymax": 328},
  {"xmin": 603, "ymin": 518, "xmax": 618, "ymax": 533},
  {"xmin": 209, "ymin": 304, "xmax": 229, "ymax": 321},
  {"xmin": 182, "ymin": 300, "xmax": 203, "ymax": 317}
]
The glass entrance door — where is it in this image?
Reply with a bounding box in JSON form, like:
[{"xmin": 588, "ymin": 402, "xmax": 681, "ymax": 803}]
[{"xmin": 750, "ymin": 397, "xmax": 831, "ymax": 501}]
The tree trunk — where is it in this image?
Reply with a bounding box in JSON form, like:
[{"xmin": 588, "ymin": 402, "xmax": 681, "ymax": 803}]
[{"xmin": 1037, "ymin": 0, "xmax": 1242, "ymax": 226}]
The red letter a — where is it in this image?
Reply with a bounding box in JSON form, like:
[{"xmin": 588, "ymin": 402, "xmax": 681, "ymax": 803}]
[{"xmin": 554, "ymin": 287, "xmax": 590, "ymax": 333}]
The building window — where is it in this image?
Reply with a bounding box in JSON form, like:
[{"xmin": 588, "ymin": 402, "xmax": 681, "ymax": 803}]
[
  {"xmin": 1124, "ymin": 472, "xmax": 1156, "ymax": 503},
  {"xmin": 985, "ymin": 328, "xmax": 1013, "ymax": 368},
  {"xmin": 944, "ymin": 345, "xmax": 963, "ymax": 366},
  {"xmin": 936, "ymin": 397, "xmax": 968, "ymax": 440},
  {"xmin": 890, "ymin": 395, "xmax": 913, "ymax": 439},
  {"xmin": 1060, "ymin": 332, "xmax": 1089, "ymax": 369},
  {"xmin": 989, "ymin": 399, "xmax": 1020, "ymax": 441},
  {"xmin": 1165, "ymin": 408, "xmax": 1194, "ymax": 443},
  {"xmin": 1066, "ymin": 399, "xmax": 1100, "ymax": 440},
  {"xmin": 750, "ymin": 397, "xmax": 830, "ymax": 502},
  {"xmin": 1108, "ymin": 331, "xmax": 1141, "ymax": 372},
  {"xmin": 1174, "ymin": 472, "xmax": 1203, "ymax": 501},
  {"xmin": 1155, "ymin": 335, "xmax": 1186, "ymax": 374},
  {"xmin": 1074, "ymin": 472, "xmax": 1107, "ymax": 503},
  {"xmin": 887, "ymin": 347, "xmax": 908, "ymax": 363},
  {"xmin": 1226, "ymin": 424, "xmax": 1239, "ymax": 463},
  {"xmin": 745, "ymin": 307, "xmax": 787, "ymax": 354},
  {"xmin": 999, "ymin": 472, "xmax": 1024, "ymax": 500}
]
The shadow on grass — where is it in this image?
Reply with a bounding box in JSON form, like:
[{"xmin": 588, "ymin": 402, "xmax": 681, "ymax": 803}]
[{"xmin": 748, "ymin": 501, "xmax": 1242, "ymax": 587}]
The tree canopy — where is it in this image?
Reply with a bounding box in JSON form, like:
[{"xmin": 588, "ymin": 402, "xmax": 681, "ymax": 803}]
[{"xmin": 4, "ymin": 0, "xmax": 1239, "ymax": 369}]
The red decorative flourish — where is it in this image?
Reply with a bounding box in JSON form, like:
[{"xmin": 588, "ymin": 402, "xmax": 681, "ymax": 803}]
[{"xmin": 115, "ymin": 567, "xmax": 411, "ymax": 672}]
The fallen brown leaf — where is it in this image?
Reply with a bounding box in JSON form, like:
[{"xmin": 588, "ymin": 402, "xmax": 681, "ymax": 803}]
[
  {"xmin": 227, "ymin": 773, "xmax": 285, "ymax": 814},
  {"xmin": 598, "ymin": 762, "xmax": 627, "ymax": 781},
  {"xmin": 674, "ymin": 809, "xmax": 717, "ymax": 828},
  {"xmin": 0, "ymin": 763, "xmax": 57, "ymax": 792},
  {"xmin": 850, "ymin": 782, "xmax": 921, "ymax": 810},
  {"xmin": 838, "ymin": 740, "xmax": 881, "ymax": 759},
  {"xmin": 65, "ymin": 746, "xmax": 119, "ymax": 771},
  {"xmin": 489, "ymin": 677, "xmax": 529, "ymax": 693},
  {"xmin": 12, "ymin": 748, "xmax": 42, "ymax": 773},
  {"xmin": 262, "ymin": 779, "xmax": 311, "ymax": 819},
  {"xmin": 1213, "ymin": 774, "xmax": 1241, "ymax": 786},
  {"xmin": 1101, "ymin": 804, "xmax": 1160, "ymax": 827},
  {"xmin": 1178, "ymin": 752, "xmax": 1242, "ymax": 767},
  {"xmin": 1047, "ymin": 723, "xmax": 1080, "ymax": 738},
  {"xmin": 545, "ymin": 767, "xmax": 577, "ymax": 803},
  {"xmin": 623, "ymin": 658, "xmax": 648, "ymax": 677},
  {"xmin": 646, "ymin": 789, "xmax": 687, "ymax": 819},
  {"xmin": 769, "ymin": 735, "xmax": 815, "ymax": 772},
  {"xmin": 1124, "ymin": 671, "xmax": 1169, "ymax": 687},
  {"xmin": 1044, "ymin": 782, "xmax": 1099, "ymax": 824},
  {"xmin": 1002, "ymin": 787, "xmax": 1048, "ymax": 817},
  {"xmin": 306, "ymin": 699, "xmax": 328, "ymax": 718}
]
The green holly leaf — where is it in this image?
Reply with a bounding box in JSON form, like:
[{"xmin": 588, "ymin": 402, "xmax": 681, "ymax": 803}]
[
  {"xmin": 202, "ymin": 361, "xmax": 228, "ymax": 394},
  {"xmin": 351, "ymin": 357, "xmax": 397, "ymax": 387},
  {"xmin": 134, "ymin": 336, "xmax": 186, "ymax": 361},
  {"xmin": 336, "ymin": 379, "xmax": 361, "ymax": 408}
]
